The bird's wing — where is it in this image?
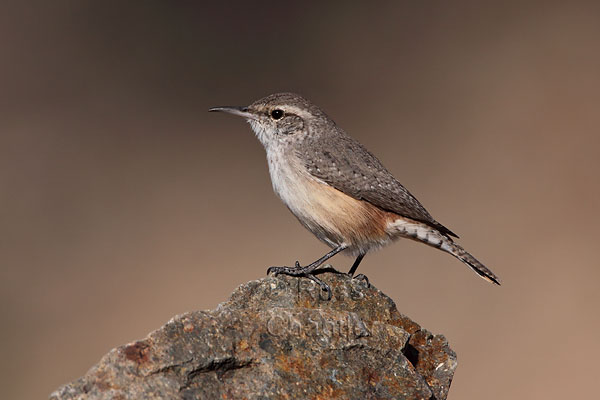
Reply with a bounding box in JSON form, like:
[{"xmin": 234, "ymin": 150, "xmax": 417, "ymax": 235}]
[{"xmin": 301, "ymin": 132, "xmax": 458, "ymax": 238}]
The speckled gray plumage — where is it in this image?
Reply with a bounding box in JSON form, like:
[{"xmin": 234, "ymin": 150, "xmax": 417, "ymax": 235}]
[
  {"xmin": 299, "ymin": 124, "xmax": 458, "ymax": 238},
  {"xmin": 209, "ymin": 92, "xmax": 500, "ymax": 286}
]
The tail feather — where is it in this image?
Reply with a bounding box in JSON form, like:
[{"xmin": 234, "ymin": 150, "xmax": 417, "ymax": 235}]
[
  {"xmin": 390, "ymin": 218, "xmax": 501, "ymax": 285},
  {"xmin": 444, "ymin": 241, "xmax": 501, "ymax": 285}
]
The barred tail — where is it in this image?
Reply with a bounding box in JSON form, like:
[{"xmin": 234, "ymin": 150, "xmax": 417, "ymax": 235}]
[
  {"xmin": 443, "ymin": 241, "xmax": 501, "ymax": 285},
  {"xmin": 390, "ymin": 218, "xmax": 501, "ymax": 285}
]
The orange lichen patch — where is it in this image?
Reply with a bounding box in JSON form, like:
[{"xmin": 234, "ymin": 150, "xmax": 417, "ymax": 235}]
[
  {"xmin": 298, "ymin": 295, "xmax": 317, "ymax": 309},
  {"xmin": 388, "ymin": 312, "xmax": 421, "ymax": 334},
  {"xmin": 408, "ymin": 331, "xmax": 452, "ymax": 386},
  {"xmin": 315, "ymin": 385, "xmax": 347, "ymax": 399},
  {"xmin": 318, "ymin": 355, "xmax": 330, "ymax": 369},
  {"xmin": 362, "ymin": 366, "xmax": 381, "ymax": 386},
  {"xmin": 381, "ymin": 373, "xmax": 420, "ymax": 394},
  {"xmin": 238, "ymin": 339, "xmax": 250, "ymax": 351},
  {"xmin": 122, "ymin": 341, "xmax": 150, "ymax": 365},
  {"xmin": 274, "ymin": 354, "xmax": 313, "ymax": 377}
]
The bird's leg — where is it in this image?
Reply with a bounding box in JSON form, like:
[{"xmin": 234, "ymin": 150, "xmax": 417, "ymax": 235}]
[
  {"xmin": 347, "ymin": 254, "xmax": 365, "ymax": 277},
  {"xmin": 267, "ymin": 245, "xmax": 347, "ymax": 299},
  {"xmin": 348, "ymin": 253, "xmax": 370, "ymax": 287}
]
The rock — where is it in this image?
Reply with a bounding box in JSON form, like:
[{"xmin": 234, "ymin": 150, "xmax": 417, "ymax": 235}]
[{"xmin": 50, "ymin": 268, "xmax": 457, "ymax": 400}]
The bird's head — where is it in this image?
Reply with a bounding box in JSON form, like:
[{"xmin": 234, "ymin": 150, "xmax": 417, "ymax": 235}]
[{"xmin": 210, "ymin": 92, "xmax": 331, "ymax": 150}]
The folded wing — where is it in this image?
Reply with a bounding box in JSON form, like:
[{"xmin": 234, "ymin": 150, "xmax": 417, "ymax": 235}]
[{"xmin": 302, "ymin": 130, "xmax": 458, "ymax": 238}]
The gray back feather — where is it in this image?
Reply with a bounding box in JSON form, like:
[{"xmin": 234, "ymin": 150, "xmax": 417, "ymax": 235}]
[{"xmin": 300, "ymin": 125, "xmax": 458, "ymax": 238}]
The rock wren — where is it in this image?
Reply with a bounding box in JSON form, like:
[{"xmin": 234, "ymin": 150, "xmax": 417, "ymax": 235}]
[{"xmin": 210, "ymin": 93, "xmax": 500, "ymax": 298}]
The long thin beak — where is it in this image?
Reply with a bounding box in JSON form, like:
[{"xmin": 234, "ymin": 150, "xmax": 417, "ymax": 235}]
[{"xmin": 208, "ymin": 106, "xmax": 256, "ymax": 120}]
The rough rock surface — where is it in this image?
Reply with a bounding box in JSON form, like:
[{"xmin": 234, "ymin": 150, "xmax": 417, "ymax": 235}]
[{"xmin": 51, "ymin": 269, "xmax": 457, "ymax": 400}]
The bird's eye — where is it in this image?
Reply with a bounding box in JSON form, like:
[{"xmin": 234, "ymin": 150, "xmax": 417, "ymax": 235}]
[{"xmin": 271, "ymin": 109, "xmax": 284, "ymax": 120}]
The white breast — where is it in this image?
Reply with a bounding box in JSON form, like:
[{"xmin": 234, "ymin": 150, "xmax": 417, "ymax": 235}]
[{"xmin": 266, "ymin": 149, "xmax": 315, "ymax": 222}]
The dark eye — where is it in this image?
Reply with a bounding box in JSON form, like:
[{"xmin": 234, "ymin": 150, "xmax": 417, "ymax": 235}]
[{"xmin": 271, "ymin": 109, "xmax": 284, "ymax": 120}]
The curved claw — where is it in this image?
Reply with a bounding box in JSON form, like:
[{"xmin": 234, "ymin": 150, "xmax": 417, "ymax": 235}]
[
  {"xmin": 305, "ymin": 274, "xmax": 332, "ymax": 300},
  {"xmin": 352, "ymin": 273, "xmax": 370, "ymax": 287},
  {"xmin": 320, "ymin": 282, "xmax": 332, "ymax": 300},
  {"xmin": 266, "ymin": 266, "xmax": 279, "ymax": 275}
]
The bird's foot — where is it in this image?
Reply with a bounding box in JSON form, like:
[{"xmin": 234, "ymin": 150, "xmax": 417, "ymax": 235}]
[
  {"xmin": 267, "ymin": 261, "xmax": 313, "ymax": 276},
  {"xmin": 267, "ymin": 262, "xmax": 332, "ymax": 300},
  {"xmin": 349, "ymin": 273, "xmax": 370, "ymax": 287}
]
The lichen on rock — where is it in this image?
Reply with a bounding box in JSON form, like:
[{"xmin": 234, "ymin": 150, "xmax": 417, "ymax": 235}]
[{"xmin": 51, "ymin": 269, "xmax": 457, "ymax": 400}]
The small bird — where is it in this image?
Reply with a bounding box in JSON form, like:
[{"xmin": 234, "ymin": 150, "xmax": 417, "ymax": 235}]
[{"xmin": 210, "ymin": 93, "xmax": 500, "ymax": 298}]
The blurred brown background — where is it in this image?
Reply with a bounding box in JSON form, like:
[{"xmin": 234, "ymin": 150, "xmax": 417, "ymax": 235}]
[{"xmin": 2, "ymin": 1, "xmax": 599, "ymax": 399}]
